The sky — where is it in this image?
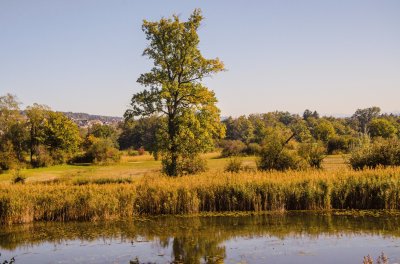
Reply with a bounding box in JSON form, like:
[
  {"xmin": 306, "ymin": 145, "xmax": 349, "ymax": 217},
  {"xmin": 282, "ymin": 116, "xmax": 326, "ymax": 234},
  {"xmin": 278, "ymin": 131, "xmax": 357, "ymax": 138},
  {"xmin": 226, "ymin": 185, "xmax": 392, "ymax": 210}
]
[{"xmin": 1, "ymin": 0, "xmax": 399, "ymax": 117}]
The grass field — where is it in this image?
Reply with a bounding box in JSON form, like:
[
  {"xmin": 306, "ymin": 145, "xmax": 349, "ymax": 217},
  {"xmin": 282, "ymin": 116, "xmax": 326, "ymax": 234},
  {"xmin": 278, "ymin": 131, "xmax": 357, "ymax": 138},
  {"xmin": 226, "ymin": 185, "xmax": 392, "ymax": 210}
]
[{"xmin": 0, "ymin": 153, "xmax": 347, "ymax": 184}]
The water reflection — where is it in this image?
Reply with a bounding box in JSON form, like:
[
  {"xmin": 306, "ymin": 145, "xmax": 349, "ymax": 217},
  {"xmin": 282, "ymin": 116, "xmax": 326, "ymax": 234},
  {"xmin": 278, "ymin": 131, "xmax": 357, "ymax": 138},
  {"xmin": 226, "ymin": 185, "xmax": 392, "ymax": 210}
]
[{"xmin": 1, "ymin": 212, "xmax": 400, "ymax": 263}]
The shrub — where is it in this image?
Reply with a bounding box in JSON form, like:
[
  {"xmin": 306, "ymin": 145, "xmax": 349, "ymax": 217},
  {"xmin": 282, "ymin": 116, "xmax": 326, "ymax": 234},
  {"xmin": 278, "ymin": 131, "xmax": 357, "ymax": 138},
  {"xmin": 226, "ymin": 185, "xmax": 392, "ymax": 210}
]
[
  {"xmin": 224, "ymin": 157, "xmax": 243, "ymax": 173},
  {"xmin": 298, "ymin": 142, "xmax": 326, "ymax": 169},
  {"xmin": 221, "ymin": 140, "xmax": 246, "ymax": 157},
  {"xmin": 245, "ymin": 143, "xmax": 262, "ymax": 155},
  {"xmin": 257, "ymin": 140, "xmax": 304, "ymax": 171},
  {"xmin": 349, "ymin": 137, "xmax": 400, "ymax": 169},
  {"xmin": 176, "ymin": 155, "xmax": 207, "ymax": 175},
  {"xmin": 86, "ymin": 138, "xmax": 121, "ymax": 165}
]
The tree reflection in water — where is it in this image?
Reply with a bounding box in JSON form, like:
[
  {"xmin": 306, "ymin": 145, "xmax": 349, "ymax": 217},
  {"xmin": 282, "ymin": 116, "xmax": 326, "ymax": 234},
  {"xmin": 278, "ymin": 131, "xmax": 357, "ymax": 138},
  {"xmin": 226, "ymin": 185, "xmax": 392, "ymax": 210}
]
[{"xmin": 1, "ymin": 212, "xmax": 400, "ymax": 263}]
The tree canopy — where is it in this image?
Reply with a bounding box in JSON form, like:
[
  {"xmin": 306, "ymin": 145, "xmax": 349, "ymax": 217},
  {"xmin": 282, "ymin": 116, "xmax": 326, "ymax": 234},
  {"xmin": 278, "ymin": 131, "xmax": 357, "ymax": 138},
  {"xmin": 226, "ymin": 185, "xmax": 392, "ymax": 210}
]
[{"xmin": 125, "ymin": 9, "xmax": 225, "ymax": 176}]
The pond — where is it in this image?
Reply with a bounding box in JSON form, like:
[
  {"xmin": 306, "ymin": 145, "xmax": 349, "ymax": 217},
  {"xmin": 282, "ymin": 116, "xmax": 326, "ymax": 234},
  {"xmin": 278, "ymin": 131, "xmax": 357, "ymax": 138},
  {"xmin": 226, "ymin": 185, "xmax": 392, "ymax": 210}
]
[{"xmin": 1, "ymin": 212, "xmax": 400, "ymax": 263}]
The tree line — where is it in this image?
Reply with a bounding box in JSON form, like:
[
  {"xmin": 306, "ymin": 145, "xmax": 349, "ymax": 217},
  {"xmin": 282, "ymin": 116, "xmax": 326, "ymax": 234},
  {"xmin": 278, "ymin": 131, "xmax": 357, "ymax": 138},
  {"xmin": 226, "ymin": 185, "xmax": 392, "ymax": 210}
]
[
  {"xmin": 2, "ymin": 9, "xmax": 400, "ymax": 175},
  {"xmin": 2, "ymin": 91, "xmax": 399, "ymax": 173}
]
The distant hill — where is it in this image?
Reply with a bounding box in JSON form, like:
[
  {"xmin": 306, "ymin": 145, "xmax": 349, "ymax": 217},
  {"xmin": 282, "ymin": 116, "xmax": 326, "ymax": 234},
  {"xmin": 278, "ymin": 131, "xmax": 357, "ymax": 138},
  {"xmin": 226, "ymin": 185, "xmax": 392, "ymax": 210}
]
[{"xmin": 61, "ymin": 112, "xmax": 123, "ymax": 127}]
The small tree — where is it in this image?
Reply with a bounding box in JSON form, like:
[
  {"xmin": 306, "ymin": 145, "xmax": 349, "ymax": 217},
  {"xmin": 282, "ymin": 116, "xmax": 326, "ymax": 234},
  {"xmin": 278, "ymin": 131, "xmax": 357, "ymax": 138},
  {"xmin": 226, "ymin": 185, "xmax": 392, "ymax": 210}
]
[
  {"xmin": 298, "ymin": 142, "xmax": 326, "ymax": 169},
  {"xmin": 257, "ymin": 132, "xmax": 303, "ymax": 171},
  {"xmin": 125, "ymin": 9, "xmax": 225, "ymax": 176}
]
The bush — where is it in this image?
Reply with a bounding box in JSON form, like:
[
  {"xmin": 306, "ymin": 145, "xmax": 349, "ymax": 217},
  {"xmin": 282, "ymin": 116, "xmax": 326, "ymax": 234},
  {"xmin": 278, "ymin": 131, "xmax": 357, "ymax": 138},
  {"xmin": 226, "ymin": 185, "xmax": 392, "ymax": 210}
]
[
  {"xmin": 86, "ymin": 138, "xmax": 121, "ymax": 165},
  {"xmin": 349, "ymin": 137, "xmax": 400, "ymax": 170},
  {"xmin": 298, "ymin": 142, "xmax": 326, "ymax": 169},
  {"xmin": 177, "ymin": 155, "xmax": 207, "ymax": 175},
  {"xmin": 245, "ymin": 143, "xmax": 262, "ymax": 155},
  {"xmin": 257, "ymin": 140, "xmax": 304, "ymax": 171},
  {"xmin": 224, "ymin": 157, "xmax": 243, "ymax": 173},
  {"xmin": 221, "ymin": 140, "xmax": 246, "ymax": 157}
]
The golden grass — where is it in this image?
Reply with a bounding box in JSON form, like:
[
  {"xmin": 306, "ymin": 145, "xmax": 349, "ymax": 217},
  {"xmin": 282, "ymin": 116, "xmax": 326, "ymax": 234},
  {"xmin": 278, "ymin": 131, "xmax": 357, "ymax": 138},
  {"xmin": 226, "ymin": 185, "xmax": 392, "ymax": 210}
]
[{"xmin": 1, "ymin": 166, "xmax": 400, "ymax": 225}]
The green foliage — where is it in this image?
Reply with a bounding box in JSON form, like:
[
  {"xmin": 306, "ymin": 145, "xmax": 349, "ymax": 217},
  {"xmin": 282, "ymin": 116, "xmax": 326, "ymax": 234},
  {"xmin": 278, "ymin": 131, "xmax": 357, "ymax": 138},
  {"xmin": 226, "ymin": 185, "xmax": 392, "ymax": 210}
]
[
  {"xmin": 44, "ymin": 111, "xmax": 81, "ymax": 162},
  {"xmin": 257, "ymin": 133, "xmax": 303, "ymax": 171},
  {"xmin": 0, "ymin": 94, "xmax": 27, "ymax": 170},
  {"xmin": 352, "ymin": 106, "xmax": 381, "ymax": 134},
  {"xmin": 118, "ymin": 117, "xmax": 159, "ymax": 154},
  {"xmin": 0, "ymin": 140, "xmax": 18, "ymax": 171},
  {"xmin": 223, "ymin": 116, "xmax": 254, "ymax": 144},
  {"xmin": 224, "ymin": 157, "xmax": 243, "ymax": 173},
  {"xmin": 125, "ymin": 9, "xmax": 225, "ymax": 176},
  {"xmin": 220, "ymin": 140, "xmax": 246, "ymax": 157},
  {"xmin": 245, "ymin": 143, "xmax": 262, "ymax": 155},
  {"xmin": 25, "ymin": 106, "xmax": 82, "ymax": 167},
  {"xmin": 303, "ymin": 109, "xmax": 319, "ymax": 120},
  {"xmin": 174, "ymin": 154, "xmax": 207, "ymax": 175},
  {"xmin": 349, "ymin": 137, "xmax": 400, "ymax": 169},
  {"xmin": 289, "ymin": 119, "xmax": 312, "ymax": 142},
  {"xmin": 312, "ymin": 118, "xmax": 336, "ymax": 143},
  {"xmin": 367, "ymin": 118, "xmax": 397, "ymax": 138},
  {"xmin": 327, "ymin": 136, "xmax": 353, "ymax": 154},
  {"xmin": 86, "ymin": 138, "xmax": 121, "ymax": 165},
  {"xmin": 298, "ymin": 142, "xmax": 326, "ymax": 169},
  {"xmin": 88, "ymin": 123, "xmax": 119, "ymax": 147}
]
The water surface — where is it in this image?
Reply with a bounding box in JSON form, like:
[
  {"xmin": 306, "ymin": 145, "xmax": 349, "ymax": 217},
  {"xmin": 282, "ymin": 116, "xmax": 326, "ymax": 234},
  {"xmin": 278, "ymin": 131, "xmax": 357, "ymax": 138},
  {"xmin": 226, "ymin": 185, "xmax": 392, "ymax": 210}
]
[{"xmin": 1, "ymin": 212, "xmax": 400, "ymax": 263}]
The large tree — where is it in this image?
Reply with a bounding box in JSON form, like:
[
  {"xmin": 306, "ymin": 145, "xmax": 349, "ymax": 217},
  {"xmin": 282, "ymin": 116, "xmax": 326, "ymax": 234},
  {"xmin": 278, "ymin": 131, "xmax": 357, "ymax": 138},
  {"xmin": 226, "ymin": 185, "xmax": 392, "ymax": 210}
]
[{"xmin": 125, "ymin": 9, "xmax": 225, "ymax": 176}]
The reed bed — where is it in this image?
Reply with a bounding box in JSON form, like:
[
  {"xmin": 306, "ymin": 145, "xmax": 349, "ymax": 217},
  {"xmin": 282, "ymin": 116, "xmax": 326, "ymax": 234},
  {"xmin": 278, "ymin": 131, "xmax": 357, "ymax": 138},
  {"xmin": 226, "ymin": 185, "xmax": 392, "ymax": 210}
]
[{"xmin": 1, "ymin": 167, "xmax": 400, "ymax": 224}]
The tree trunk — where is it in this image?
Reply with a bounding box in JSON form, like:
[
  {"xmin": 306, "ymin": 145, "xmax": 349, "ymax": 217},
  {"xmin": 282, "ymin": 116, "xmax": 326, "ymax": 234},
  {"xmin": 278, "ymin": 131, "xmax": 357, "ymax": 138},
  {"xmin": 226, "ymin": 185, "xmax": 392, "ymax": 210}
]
[{"xmin": 167, "ymin": 115, "xmax": 178, "ymax": 176}]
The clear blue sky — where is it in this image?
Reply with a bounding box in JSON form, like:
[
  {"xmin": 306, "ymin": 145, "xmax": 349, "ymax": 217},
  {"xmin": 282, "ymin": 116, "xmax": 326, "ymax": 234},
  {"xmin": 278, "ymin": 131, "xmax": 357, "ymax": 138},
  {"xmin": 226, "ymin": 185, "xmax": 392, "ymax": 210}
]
[{"xmin": 1, "ymin": 0, "xmax": 399, "ymax": 117}]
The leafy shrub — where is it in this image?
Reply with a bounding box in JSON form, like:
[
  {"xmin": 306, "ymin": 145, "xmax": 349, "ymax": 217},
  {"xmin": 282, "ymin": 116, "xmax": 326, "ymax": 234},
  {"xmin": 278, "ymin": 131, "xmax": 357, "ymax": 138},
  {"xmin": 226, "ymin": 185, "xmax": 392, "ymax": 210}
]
[
  {"xmin": 298, "ymin": 142, "xmax": 326, "ymax": 169},
  {"xmin": 257, "ymin": 140, "xmax": 304, "ymax": 171},
  {"xmin": 176, "ymin": 155, "xmax": 207, "ymax": 175},
  {"xmin": 86, "ymin": 138, "xmax": 121, "ymax": 165},
  {"xmin": 224, "ymin": 157, "xmax": 243, "ymax": 173},
  {"xmin": 221, "ymin": 140, "xmax": 246, "ymax": 157},
  {"xmin": 349, "ymin": 137, "xmax": 400, "ymax": 169},
  {"xmin": 245, "ymin": 143, "xmax": 262, "ymax": 155}
]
